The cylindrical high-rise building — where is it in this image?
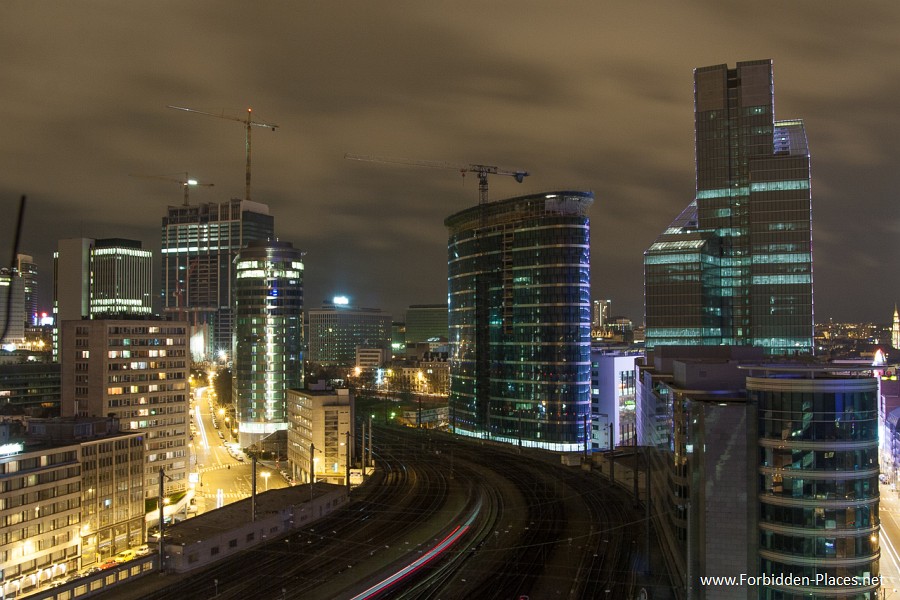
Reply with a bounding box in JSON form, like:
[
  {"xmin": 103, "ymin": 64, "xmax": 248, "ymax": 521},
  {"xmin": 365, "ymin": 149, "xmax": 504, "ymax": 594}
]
[
  {"xmin": 749, "ymin": 365, "xmax": 879, "ymax": 599},
  {"xmin": 445, "ymin": 191, "xmax": 593, "ymax": 451},
  {"xmin": 232, "ymin": 240, "xmax": 304, "ymax": 448}
]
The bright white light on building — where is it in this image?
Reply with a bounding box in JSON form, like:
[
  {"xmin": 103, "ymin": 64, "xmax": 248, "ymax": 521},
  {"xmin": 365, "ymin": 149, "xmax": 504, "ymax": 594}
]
[{"xmin": 333, "ymin": 295, "xmax": 349, "ymax": 305}]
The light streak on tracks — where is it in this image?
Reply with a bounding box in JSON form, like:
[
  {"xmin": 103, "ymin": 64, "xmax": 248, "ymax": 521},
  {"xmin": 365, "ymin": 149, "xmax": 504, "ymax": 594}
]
[{"xmin": 350, "ymin": 497, "xmax": 482, "ymax": 600}]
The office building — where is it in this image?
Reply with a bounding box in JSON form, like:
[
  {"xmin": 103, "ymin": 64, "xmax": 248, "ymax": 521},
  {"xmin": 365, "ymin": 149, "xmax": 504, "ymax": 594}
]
[
  {"xmin": 88, "ymin": 239, "xmax": 153, "ymax": 317},
  {"xmin": 644, "ymin": 60, "xmax": 814, "ymax": 355},
  {"xmin": 750, "ymin": 365, "xmax": 879, "ymax": 599},
  {"xmin": 160, "ymin": 199, "xmax": 274, "ymax": 360},
  {"xmin": 355, "ymin": 347, "xmax": 385, "ymax": 370},
  {"xmin": 589, "ymin": 348, "xmax": 640, "ymax": 450},
  {"xmin": 52, "ymin": 238, "xmax": 153, "ymax": 358},
  {"xmin": 0, "ymin": 362, "xmax": 60, "ymax": 416},
  {"xmin": 636, "ymin": 348, "xmax": 880, "ymax": 599},
  {"xmin": 405, "ymin": 304, "xmax": 448, "ymax": 345},
  {"xmin": 445, "ymin": 191, "xmax": 593, "ymax": 451},
  {"xmin": 232, "ymin": 241, "xmax": 304, "ymax": 448},
  {"xmin": 16, "ymin": 253, "xmax": 38, "ymax": 326},
  {"xmin": 307, "ymin": 300, "xmax": 391, "ymax": 368},
  {"xmin": 0, "ymin": 268, "xmax": 25, "ymax": 345},
  {"xmin": 286, "ymin": 384, "xmax": 354, "ymax": 485},
  {"xmin": 0, "ymin": 417, "xmax": 144, "ymax": 596},
  {"xmin": 60, "ymin": 318, "xmax": 190, "ymax": 497},
  {"xmin": 592, "ymin": 299, "xmax": 610, "ymax": 330}
]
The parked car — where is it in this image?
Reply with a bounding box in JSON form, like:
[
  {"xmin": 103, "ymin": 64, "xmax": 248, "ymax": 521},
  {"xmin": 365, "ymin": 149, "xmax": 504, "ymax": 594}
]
[
  {"xmin": 115, "ymin": 549, "xmax": 136, "ymax": 562},
  {"xmin": 99, "ymin": 560, "xmax": 118, "ymax": 570}
]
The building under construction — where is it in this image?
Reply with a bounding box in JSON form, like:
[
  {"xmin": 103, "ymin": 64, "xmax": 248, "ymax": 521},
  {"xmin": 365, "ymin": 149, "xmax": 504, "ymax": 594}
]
[{"xmin": 445, "ymin": 191, "xmax": 594, "ymax": 451}]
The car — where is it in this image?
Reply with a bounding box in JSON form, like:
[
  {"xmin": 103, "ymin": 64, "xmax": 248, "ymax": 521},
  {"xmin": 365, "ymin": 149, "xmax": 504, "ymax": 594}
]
[
  {"xmin": 115, "ymin": 549, "xmax": 136, "ymax": 562},
  {"xmin": 100, "ymin": 560, "xmax": 118, "ymax": 570},
  {"xmin": 135, "ymin": 544, "xmax": 151, "ymax": 557}
]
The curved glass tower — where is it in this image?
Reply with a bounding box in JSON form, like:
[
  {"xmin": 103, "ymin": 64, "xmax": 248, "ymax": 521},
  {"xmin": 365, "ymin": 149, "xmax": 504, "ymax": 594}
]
[
  {"xmin": 749, "ymin": 366, "xmax": 879, "ymax": 599},
  {"xmin": 232, "ymin": 240, "xmax": 304, "ymax": 448},
  {"xmin": 445, "ymin": 191, "xmax": 593, "ymax": 451}
]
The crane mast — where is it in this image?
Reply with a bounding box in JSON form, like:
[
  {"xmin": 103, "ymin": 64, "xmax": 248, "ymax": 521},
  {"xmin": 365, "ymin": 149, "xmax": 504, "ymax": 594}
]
[
  {"xmin": 130, "ymin": 172, "xmax": 214, "ymax": 206},
  {"xmin": 344, "ymin": 153, "xmax": 529, "ymax": 204},
  {"xmin": 168, "ymin": 106, "xmax": 278, "ymax": 202}
]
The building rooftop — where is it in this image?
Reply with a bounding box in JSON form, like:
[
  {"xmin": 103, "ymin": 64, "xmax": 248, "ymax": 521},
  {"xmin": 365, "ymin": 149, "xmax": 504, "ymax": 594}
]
[{"xmin": 162, "ymin": 483, "xmax": 344, "ymax": 547}]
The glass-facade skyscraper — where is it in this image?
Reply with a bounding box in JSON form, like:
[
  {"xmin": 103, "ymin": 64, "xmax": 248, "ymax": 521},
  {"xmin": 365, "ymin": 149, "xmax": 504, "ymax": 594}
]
[
  {"xmin": 445, "ymin": 191, "xmax": 593, "ymax": 451},
  {"xmin": 161, "ymin": 199, "xmax": 274, "ymax": 360},
  {"xmin": 232, "ymin": 240, "xmax": 304, "ymax": 448},
  {"xmin": 645, "ymin": 60, "xmax": 814, "ymax": 355}
]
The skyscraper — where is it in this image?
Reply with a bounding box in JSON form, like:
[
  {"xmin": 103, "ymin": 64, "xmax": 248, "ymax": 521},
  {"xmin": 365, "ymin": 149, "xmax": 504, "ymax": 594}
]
[
  {"xmin": 161, "ymin": 199, "xmax": 274, "ymax": 359},
  {"xmin": 232, "ymin": 240, "xmax": 304, "ymax": 448},
  {"xmin": 16, "ymin": 253, "xmax": 38, "ymax": 326},
  {"xmin": 0, "ymin": 268, "xmax": 25, "ymax": 344},
  {"xmin": 445, "ymin": 191, "xmax": 593, "ymax": 451},
  {"xmin": 52, "ymin": 238, "xmax": 153, "ymax": 358},
  {"xmin": 644, "ymin": 60, "xmax": 813, "ymax": 355},
  {"xmin": 88, "ymin": 238, "xmax": 153, "ymax": 317}
]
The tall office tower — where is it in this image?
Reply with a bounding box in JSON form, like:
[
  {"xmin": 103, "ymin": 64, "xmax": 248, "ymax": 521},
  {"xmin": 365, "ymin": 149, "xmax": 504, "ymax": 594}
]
[
  {"xmin": 892, "ymin": 305, "xmax": 899, "ymax": 349},
  {"xmin": 89, "ymin": 239, "xmax": 153, "ymax": 317},
  {"xmin": 591, "ymin": 298, "xmax": 611, "ymax": 330},
  {"xmin": 16, "ymin": 253, "xmax": 38, "ymax": 326},
  {"xmin": 52, "ymin": 238, "xmax": 153, "ymax": 358},
  {"xmin": 232, "ymin": 241, "xmax": 304, "ymax": 448},
  {"xmin": 161, "ymin": 199, "xmax": 274, "ymax": 360},
  {"xmin": 445, "ymin": 191, "xmax": 593, "ymax": 451},
  {"xmin": 60, "ymin": 318, "xmax": 190, "ymax": 498},
  {"xmin": 644, "ymin": 60, "xmax": 813, "ymax": 355},
  {"xmin": 405, "ymin": 304, "xmax": 449, "ymax": 344},
  {"xmin": 0, "ymin": 268, "xmax": 25, "ymax": 344},
  {"xmin": 307, "ymin": 300, "xmax": 392, "ymax": 367},
  {"xmin": 52, "ymin": 238, "xmax": 91, "ymax": 359}
]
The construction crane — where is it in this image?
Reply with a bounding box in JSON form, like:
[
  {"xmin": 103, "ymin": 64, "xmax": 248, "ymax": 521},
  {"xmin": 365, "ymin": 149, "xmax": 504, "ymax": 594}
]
[
  {"xmin": 168, "ymin": 105, "xmax": 278, "ymax": 202},
  {"xmin": 130, "ymin": 172, "xmax": 214, "ymax": 206},
  {"xmin": 344, "ymin": 153, "xmax": 529, "ymax": 205}
]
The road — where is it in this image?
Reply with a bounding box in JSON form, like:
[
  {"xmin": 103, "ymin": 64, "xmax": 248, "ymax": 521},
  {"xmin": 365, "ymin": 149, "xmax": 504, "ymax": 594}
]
[
  {"xmin": 191, "ymin": 386, "xmax": 288, "ymax": 514},
  {"xmin": 880, "ymin": 488, "xmax": 900, "ymax": 594}
]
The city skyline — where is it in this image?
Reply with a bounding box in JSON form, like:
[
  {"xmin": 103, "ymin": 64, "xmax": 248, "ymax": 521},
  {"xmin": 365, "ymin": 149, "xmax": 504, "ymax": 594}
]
[{"xmin": 2, "ymin": 3, "xmax": 898, "ymax": 323}]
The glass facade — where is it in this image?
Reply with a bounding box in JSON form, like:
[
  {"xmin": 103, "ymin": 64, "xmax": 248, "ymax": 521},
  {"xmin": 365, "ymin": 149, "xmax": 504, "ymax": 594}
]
[
  {"xmin": 645, "ymin": 60, "xmax": 814, "ymax": 355},
  {"xmin": 232, "ymin": 241, "xmax": 304, "ymax": 448},
  {"xmin": 749, "ymin": 370, "xmax": 879, "ymax": 599},
  {"xmin": 161, "ymin": 199, "xmax": 274, "ymax": 359},
  {"xmin": 89, "ymin": 239, "xmax": 153, "ymax": 317},
  {"xmin": 445, "ymin": 191, "xmax": 593, "ymax": 451},
  {"xmin": 306, "ymin": 304, "xmax": 392, "ymax": 367}
]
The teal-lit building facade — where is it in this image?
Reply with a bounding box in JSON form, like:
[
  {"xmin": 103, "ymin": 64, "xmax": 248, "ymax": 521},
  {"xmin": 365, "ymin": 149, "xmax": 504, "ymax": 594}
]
[
  {"xmin": 232, "ymin": 240, "xmax": 304, "ymax": 448},
  {"xmin": 445, "ymin": 191, "xmax": 593, "ymax": 451},
  {"xmin": 645, "ymin": 60, "xmax": 814, "ymax": 355}
]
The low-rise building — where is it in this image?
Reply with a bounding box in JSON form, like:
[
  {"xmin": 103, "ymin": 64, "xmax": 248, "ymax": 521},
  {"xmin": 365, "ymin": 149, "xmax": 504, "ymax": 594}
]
[
  {"xmin": 286, "ymin": 384, "xmax": 354, "ymax": 485},
  {"xmin": 158, "ymin": 483, "xmax": 347, "ymax": 573}
]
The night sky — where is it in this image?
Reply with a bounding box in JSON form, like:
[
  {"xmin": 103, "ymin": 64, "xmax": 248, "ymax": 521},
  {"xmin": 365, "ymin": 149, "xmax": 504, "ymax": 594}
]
[{"xmin": 2, "ymin": 2, "xmax": 898, "ymax": 324}]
